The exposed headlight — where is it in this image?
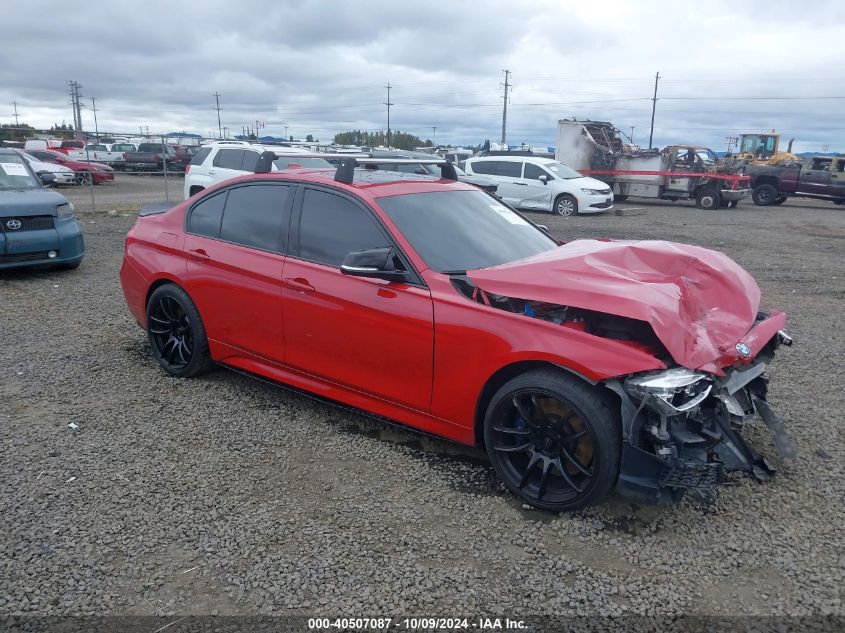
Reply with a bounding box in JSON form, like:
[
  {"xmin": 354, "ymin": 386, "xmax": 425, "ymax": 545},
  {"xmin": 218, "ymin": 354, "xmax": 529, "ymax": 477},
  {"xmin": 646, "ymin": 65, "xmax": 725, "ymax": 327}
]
[
  {"xmin": 581, "ymin": 188, "xmax": 603, "ymax": 195},
  {"xmin": 623, "ymin": 368, "xmax": 712, "ymax": 415},
  {"xmin": 56, "ymin": 202, "xmax": 75, "ymax": 218}
]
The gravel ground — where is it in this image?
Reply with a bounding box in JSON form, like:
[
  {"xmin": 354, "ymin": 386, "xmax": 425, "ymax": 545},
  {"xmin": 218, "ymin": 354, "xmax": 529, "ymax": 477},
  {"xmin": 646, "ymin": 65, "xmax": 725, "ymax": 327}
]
[
  {"xmin": 61, "ymin": 172, "xmax": 183, "ymax": 213},
  {"xmin": 0, "ymin": 198, "xmax": 843, "ymax": 625}
]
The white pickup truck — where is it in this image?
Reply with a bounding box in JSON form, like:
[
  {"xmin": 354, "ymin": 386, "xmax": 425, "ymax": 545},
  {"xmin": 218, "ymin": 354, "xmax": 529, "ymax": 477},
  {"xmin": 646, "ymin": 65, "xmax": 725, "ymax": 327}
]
[{"xmin": 67, "ymin": 144, "xmax": 128, "ymax": 169}]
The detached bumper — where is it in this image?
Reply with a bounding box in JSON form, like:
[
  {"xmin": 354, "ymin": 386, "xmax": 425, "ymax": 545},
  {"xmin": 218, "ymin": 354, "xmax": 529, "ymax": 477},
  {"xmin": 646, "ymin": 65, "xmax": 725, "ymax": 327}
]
[{"xmin": 721, "ymin": 188, "xmax": 750, "ymax": 202}]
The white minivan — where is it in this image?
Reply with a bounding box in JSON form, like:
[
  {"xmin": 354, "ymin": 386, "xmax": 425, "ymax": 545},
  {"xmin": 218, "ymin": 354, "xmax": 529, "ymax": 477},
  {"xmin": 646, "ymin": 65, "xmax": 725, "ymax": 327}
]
[
  {"xmin": 463, "ymin": 155, "xmax": 613, "ymax": 215},
  {"xmin": 183, "ymin": 141, "xmax": 332, "ymax": 199}
]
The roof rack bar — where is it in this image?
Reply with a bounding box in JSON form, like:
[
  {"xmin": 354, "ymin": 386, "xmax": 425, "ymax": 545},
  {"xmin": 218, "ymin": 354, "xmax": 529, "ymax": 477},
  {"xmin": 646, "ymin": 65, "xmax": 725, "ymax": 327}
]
[{"xmin": 252, "ymin": 151, "xmax": 458, "ymax": 183}]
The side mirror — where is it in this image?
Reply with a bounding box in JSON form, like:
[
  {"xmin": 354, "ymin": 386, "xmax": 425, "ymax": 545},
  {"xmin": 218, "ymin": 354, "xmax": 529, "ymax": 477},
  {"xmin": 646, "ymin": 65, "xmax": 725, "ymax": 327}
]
[
  {"xmin": 38, "ymin": 171, "xmax": 56, "ymax": 186},
  {"xmin": 341, "ymin": 247, "xmax": 409, "ymax": 283},
  {"xmin": 539, "ymin": 174, "xmax": 548, "ymax": 185}
]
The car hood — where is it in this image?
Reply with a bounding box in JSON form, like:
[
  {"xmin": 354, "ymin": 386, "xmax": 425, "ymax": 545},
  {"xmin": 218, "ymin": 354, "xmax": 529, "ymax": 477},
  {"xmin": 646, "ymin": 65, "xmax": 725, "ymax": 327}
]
[
  {"xmin": 467, "ymin": 239, "xmax": 761, "ymax": 370},
  {"xmin": 570, "ymin": 176, "xmax": 611, "ymax": 191},
  {"xmin": 0, "ymin": 189, "xmax": 67, "ymax": 216}
]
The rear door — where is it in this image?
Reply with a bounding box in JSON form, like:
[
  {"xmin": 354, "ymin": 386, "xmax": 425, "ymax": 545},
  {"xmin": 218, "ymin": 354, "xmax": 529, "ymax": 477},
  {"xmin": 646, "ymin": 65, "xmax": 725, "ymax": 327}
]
[
  {"xmin": 470, "ymin": 160, "xmax": 522, "ymax": 205},
  {"xmin": 282, "ymin": 186, "xmax": 434, "ymax": 410},
  {"xmin": 831, "ymin": 158, "xmax": 845, "ymax": 199},
  {"xmin": 184, "ymin": 182, "xmax": 293, "ymax": 362}
]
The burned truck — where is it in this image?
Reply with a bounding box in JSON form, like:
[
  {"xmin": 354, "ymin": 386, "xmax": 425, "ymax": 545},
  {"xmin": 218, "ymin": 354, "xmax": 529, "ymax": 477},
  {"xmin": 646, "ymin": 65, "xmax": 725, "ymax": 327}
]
[{"xmin": 556, "ymin": 119, "xmax": 750, "ymax": 209}]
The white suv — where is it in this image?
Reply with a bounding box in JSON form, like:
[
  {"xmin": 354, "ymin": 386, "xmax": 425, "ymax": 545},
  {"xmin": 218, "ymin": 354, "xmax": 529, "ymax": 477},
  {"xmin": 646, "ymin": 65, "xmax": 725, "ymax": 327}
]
[
  {"xmin": 183, "ymin": 141, "xmax": 331, "ymax": 199},
  {"xmin": 463, "ymin": 155, "xmax": 613, "ymax": 216}
]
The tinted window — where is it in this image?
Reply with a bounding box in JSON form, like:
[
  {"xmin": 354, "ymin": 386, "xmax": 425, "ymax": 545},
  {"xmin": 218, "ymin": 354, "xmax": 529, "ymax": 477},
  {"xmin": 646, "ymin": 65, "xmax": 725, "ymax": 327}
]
[
  {"xmin": 190, "ymin": 147, "xmax": 212, "ymax": 166},
  {"xmin": 214, "ymin": 149, "xmax": 244, "ymax": 169},
  {"xmin": 524, "ymin": 163, "xmax": 550, "ymax": 180},
  {"xmin": 470, "ymin": 160, "xmax": 496, "ymax": 175},
  {"xmin": 189, "ymin": 192, "xmax": 226, "ymax": 238},
  {"xmin": 379, "ymin": 191, "xmax": 556, "ymax": 272},
  {"xmin": 240, "ymin": 151, "xmax": 260, "ymax": 172},
  {"xmin": 220, "ymin": 184, "xmax": 291, "ymax": 252},
  {"xmin": 497, "ymin": 161, "xmax": 522, "ymax": 177},
  {"xmin": 137, "ymin": 143, "xmax": 161, "ymax": 152},
  {"xmin": 299, "ymin": 189, "xmax": 389, "ymax": 266},
  {"xmin": 33, "ymin": 151, "xmax": 53, "ymax": 161}
]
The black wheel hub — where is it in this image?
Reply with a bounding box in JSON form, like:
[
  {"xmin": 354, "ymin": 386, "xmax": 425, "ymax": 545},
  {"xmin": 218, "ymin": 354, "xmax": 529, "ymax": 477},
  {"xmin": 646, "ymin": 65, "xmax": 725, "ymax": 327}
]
[
  {"xmin": 148, "ymin": 296, "xmax": 193, "ymax": 369},
  {"xmin": 491, "ymin": 391, "xmax": 595, "ymax": 502}
]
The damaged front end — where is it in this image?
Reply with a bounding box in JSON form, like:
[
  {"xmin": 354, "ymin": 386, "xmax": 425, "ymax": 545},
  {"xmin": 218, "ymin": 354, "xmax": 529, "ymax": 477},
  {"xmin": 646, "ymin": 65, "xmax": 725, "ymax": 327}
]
[{"xmin": 606, "ymin": 329, "xmax": 795, "ymax": 504}]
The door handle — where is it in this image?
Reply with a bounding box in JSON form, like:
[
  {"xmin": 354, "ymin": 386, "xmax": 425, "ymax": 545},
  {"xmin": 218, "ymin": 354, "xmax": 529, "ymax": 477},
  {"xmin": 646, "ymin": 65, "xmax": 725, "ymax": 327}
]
[
  {"xmin": 208, "ymin": 169, "xmax": 216, "ymax": 175},
  {"xmin": 284, "ymin": 277, "xmax": 315, "ymax": 293},
  {"xmin": 514, "ymin": 182, "xmax": 528, "ymax": 186},
  {"xmin": 187, "ymin": 248, "xmax": 210, "ymax": 262}
]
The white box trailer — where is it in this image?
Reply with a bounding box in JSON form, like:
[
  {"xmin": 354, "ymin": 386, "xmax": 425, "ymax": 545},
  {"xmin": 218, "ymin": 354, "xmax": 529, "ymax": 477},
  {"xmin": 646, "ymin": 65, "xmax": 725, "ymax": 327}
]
[{"xmin": 556, "ymin": 119, "xmax": 750, "ymax": 209}]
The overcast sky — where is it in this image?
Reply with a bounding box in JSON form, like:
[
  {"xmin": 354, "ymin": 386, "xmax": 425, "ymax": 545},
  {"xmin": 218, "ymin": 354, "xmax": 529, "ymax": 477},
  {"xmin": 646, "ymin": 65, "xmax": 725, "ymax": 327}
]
[{"xmin": 2, "ymin": 0, "xmax": 844, "ymax": 152}]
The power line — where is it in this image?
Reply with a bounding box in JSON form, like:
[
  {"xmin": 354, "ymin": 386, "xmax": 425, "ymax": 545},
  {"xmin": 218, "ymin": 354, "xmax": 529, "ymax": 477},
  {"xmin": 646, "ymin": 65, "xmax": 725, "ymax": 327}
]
[
  {"xmin": 213, "ymin": 92, "xmax": 223, "ymax": 139},
  {"xmin": 500, "ymin": 69, "xmax": 510, "ymax": 144},
  {"xmin": 648, "ymin": 71, "xmax": 660, "ymax": 150},
  {"xmin": 384, "ymin": 83, "xmax": 394, "ymax": 148}
]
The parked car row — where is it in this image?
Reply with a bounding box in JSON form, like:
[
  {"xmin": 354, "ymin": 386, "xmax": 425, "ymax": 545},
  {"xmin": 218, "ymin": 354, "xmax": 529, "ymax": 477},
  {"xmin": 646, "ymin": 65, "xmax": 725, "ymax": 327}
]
[
  {"xmin": 0, "ymin": 147, "xmax": 85, "ymax": 270},
  {"xmin": 23, "ymin": 138, "xmax": 198, "ymax": 173}
]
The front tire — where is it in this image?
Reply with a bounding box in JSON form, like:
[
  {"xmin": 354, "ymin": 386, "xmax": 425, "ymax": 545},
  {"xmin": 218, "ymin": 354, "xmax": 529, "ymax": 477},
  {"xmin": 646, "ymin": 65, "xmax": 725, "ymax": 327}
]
[
  {"xmin": 146, "ymin": 284, "xmax": 212, "ymax": 377},
  {"xmin": 752, "ymin": 184, "xmax": 778, "ymax": 206},
  {"xmin": 76, "ymin": 172, "xmax": 93, "ymax": 186},
  {"xmin": 484, "ymin": 369, "xmax": 620, "ymax": 512},
  {"xmin": 553, "ymin": 194, "xmax": 578, "ymax": 216},
  {"xmin": 695, "ymin": 186, "xmax": 720, "ymax": 210}
]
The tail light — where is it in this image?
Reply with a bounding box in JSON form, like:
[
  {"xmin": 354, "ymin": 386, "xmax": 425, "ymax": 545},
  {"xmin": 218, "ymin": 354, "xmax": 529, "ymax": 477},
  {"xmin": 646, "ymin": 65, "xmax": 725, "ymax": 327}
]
[{"xmin": 186, "ymin": 164, "xmax": 191, "ymax": 174}]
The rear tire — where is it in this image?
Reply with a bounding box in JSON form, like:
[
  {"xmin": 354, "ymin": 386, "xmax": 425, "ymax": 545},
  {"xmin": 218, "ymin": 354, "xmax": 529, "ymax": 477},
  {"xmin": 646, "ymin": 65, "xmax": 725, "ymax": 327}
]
[
  {"xmin": 752, "ymin": 184, "xmax": 778, "ymax": 206},
  {"xmin": 553, "ymin": 194, "xmax": 578, "ymax": 217},
  {"xmin": 76, "ymin": 172, "xmax": 93, "ymax": 186},
  {"xmin": 484, "ymin": 369, "xmax": 620, "ymax": 512},
  {"xmin": 146, "ymin": 284, "xmax": 212, "ymax": 378}
]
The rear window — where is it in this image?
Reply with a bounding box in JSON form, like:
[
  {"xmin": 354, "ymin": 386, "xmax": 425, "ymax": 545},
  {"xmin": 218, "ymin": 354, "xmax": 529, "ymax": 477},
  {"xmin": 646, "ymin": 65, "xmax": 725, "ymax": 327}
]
[
  {"xmin": 214, "ymin": 149, "xmax": 245, "ymax": 170},
  {"xmin": 190, "ymin": 147, "xmax": 212, "ymax": 166},
  {"xmin": 137, "ymin": 143, "xmax": 161, "ymax": 153},
  {"xmin": 470, "ymin": 160, "xmax": 521, "ymax": 178}
]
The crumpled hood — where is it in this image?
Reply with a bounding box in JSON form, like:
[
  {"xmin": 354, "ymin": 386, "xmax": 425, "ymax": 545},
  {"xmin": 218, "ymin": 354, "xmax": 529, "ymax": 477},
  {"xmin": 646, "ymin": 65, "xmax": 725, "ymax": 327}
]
[
  {"xmin": 0, "ymin": 190, "xmax": 66, "ymax": 217},
  {"xmin": 467, "ymin": 239, "xmax": 761, "ymax": 370}
]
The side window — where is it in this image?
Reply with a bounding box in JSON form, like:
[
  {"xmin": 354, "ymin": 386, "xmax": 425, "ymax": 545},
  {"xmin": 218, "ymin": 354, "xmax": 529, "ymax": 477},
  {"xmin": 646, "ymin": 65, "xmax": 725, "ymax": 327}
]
[
  {"xmin": 496, "ymin": 161, "xmax": 522, "ymax": 178},
  {"xmin": 298, "ymin": 189, "xmax": 389, "ymax": 267},
  {"xmin": 189, "ymin": 191, "xmax": 226, "ymax": 238},
  {"xmin": 524, "ymin": 163, "xmax": 551, "ymax": 180},
  {"xmin": 811, "ymin": 158, "xmax": 831, "ymax": 171},
  {"xmin": 470, "ymin": 161, "xmax": 495, "ymax": 175},
  {"xmin": 220, "ymin": 184, "xmax": 291, "ymax": 252},
  {"xmin": 240, "ymin": 151, "xmax": 260, "ymax": 172},
  {"xmin": 190, "ymin": 147, "xmax": 211, "ymax": 166},
  {"xmin": 214, "ymin": 149, "xmax": 244, "ymax": 169}
]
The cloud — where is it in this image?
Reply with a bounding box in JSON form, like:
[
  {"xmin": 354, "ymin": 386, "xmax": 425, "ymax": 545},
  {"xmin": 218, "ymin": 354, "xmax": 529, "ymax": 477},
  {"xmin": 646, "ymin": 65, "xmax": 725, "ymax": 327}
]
[{"xmin": 1, "ymin": 0, "xmax": 843, "ymax": 152}]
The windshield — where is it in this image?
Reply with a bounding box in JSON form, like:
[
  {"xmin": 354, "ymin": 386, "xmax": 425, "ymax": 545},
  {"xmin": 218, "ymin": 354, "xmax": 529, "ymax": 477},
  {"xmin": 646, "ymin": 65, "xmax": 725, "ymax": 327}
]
[
  {"xmin": 543, "ymin": 161, "xmax": 581, "ymax": 179},
  {"xmin": 0, "ymin": 154, "xmax": 40, "ymax": 190},
  {"xmin": 378, "ymin": 190, "xmax": 557, "ymax": 272},
  {"xmin": 273, "ymin": 157, "xmax": 333, "ymax": 169}
]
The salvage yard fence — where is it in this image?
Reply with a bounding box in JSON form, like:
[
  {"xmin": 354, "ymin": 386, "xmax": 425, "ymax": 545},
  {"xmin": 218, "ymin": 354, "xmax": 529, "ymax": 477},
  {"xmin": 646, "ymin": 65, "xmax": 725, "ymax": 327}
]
[{"xmin": 0, "ymin": 128, "xmax": 222, "ymax": 214}]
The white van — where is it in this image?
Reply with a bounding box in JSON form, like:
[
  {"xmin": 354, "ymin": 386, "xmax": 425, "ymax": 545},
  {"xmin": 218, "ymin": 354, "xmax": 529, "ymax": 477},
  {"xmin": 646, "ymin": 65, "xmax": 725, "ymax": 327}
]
[{"xmin": 463, "ymin": 155, "xmax": 613, "ymax": 216}]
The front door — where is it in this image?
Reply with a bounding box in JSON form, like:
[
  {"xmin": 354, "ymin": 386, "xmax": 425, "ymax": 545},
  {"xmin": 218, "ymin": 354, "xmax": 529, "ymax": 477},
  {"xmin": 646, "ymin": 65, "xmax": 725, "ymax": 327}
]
[
  {"xmin": 831, "ymin": 158, "xmax": 845, "ymax": 199},
  {"xmin": 184, "ymin": 182, "xmax": 293, "ymax": 362},
  {"xmin": 799, "ymin": 157, "xmax": 833, "ymax": 197},
  {"xmin": 282, "ymin": 187, "xmax": 434, "ymax": 411},
  {"xmin": 519, "ymin": 163, "xmax": 555, "ymax": 210}
]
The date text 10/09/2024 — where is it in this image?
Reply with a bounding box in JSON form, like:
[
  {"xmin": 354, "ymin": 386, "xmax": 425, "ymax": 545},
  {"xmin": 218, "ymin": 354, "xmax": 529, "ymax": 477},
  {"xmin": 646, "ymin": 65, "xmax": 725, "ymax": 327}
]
[{"xmin": 308, "ymin": 618, "xmax": 527, "ymax": 630}]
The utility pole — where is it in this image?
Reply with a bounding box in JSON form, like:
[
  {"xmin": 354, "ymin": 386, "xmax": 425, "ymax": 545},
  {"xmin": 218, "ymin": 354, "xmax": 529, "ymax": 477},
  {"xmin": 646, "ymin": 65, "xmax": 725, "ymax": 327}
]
[
  {"xmin": 91, "ymin": 97, "xmax": 99, "ymax": 140},
  {"xmin": 213, "ymin": 92, "xmax": 223, "ymax": 139},
  {"xmin": 500, "ymin": 69, "xmax": 511, "ymax": 145},
  {"xmin": 284, "ymin": 125, "xmax": 289, "ymax": 139},
  {"xmin": 13, "ymin": 101, "xmax": 19, "ymax": 127},
  {"xmin": 432, "ymin": 126, "xmax": 437, "ymax": 147},
  {"xmin": 384, "ymin": 83, "xmax": 394, "ymax": 148},
  {"xmin": 648, "ymin": 71, "xmax": 660, "ymax": 150},
  {"xmin": 630, "ymin": 126, "xmax": 635, "ymax": 145}
]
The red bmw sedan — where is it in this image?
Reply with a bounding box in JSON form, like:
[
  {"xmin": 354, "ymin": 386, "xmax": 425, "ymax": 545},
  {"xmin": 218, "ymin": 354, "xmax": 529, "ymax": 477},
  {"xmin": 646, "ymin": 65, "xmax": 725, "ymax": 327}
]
[{"xmin": 120, "ymin": 155, "xmax": 793, "ymax": 511}]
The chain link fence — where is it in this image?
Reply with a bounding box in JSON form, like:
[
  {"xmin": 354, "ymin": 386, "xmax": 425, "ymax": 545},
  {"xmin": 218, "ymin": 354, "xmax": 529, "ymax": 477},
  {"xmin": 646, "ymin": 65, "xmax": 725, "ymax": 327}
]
[{"xmin": 0, "ymin": 128, "xmax": 218, "ymax": 213}]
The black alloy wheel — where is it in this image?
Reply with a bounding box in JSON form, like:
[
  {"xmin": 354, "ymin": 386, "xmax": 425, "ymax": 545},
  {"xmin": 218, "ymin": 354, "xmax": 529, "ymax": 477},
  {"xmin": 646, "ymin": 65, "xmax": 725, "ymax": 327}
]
[
  {"xmin": 484, "ymin": 370, "xmax": 620, "ymax": 512},
  {"xmin": 752, "ymin": 183, "xmax": 778, "ymax": 206},
  {"xmin": 77, "ymin": 171, "xmax": 93, "ymax": 186},
  {"xmin": 146, "ymin": 284, "xmax": 212, "ymax": 377}
]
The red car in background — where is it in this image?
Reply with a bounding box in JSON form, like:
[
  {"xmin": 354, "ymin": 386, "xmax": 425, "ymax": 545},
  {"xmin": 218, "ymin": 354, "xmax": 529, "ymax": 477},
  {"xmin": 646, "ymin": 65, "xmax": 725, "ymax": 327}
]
[
  {"xmin": 25, "ymin": 149, "xmax": 114, "ymax": 185},
  {"xmin": 119, "ymin": 154, "xmax": 794, "ymax": 511}
]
